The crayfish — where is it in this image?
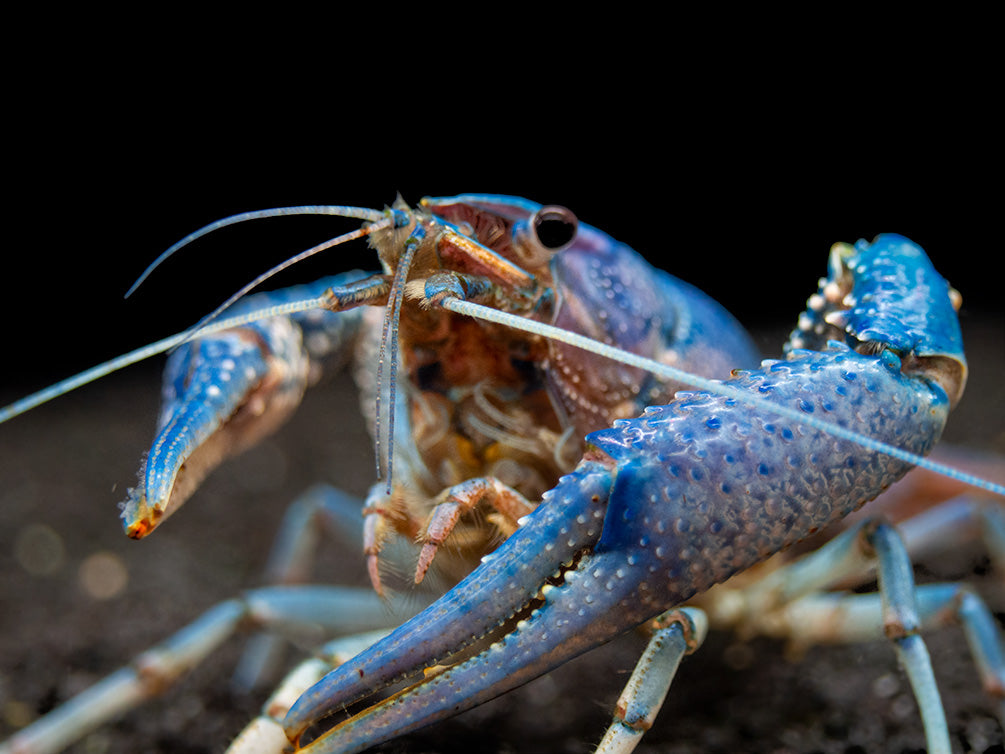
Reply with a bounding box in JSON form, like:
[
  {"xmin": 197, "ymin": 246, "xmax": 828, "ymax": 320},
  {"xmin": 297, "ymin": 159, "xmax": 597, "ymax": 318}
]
[{"xmin": 1, "ymin": 195, "xmax": 1002, "ymax": 754}]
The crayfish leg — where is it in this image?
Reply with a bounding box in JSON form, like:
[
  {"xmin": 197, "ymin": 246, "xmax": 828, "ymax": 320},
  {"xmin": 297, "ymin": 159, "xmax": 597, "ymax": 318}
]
[{"xmin": 414, "ymin": 476, "xmax": 535, "ymax": 585}]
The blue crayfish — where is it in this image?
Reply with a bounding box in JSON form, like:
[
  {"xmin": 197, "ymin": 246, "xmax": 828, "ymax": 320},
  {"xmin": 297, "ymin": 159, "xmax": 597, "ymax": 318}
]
[{"xmin": 1, "ymin": 195, "xmax": 1002, "ymax": 754}]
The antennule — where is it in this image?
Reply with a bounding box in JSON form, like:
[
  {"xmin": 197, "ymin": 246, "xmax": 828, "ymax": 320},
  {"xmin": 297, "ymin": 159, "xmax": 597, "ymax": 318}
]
[
  {"xmin": 125, "ymin": 205, "xmax": 388, "ymax": 298},
  {"xmin": 374, "ymin": 224, "xmax": 425, "ymax": 489},
  {"xmin": 173, "ymin": 218, "xmax": 392, "ymax": 353}
]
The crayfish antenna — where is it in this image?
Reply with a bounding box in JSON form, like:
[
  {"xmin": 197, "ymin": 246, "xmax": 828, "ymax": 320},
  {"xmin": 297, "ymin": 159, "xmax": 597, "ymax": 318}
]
[
  {"xmin": 173, "ymin": 221, "xmax": 390, "ymax": 354},
  {"xmin": 2, "ymin": 204, "xmax": 399, "ymax": 425},
  {"xmin": 0, "ymin": 299, "xmax": 330, "ymax": 425},
  {"xmin": 124, "ymin": 205, "xmax": 388, "ymax": 298}
]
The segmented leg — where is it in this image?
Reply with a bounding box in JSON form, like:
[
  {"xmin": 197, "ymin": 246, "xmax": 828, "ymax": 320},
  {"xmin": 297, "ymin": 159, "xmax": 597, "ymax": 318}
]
[
  {"xmin": 228, "ymin": 630, "xmax": 392, "ymax": 754},
  {"xmin": 233, "ymin": 485, "xmax": 367, "ymax": 691},
  {"xmin": 868, "ymin": 523, "xmax": 952, "ymax": 753},
  {"xmin": 770, "ymin": 586, "xmax": 1004, "ymax": 701},
  {"xmin": 414, "ymin": 477, "xmax": 536, "ymax": 584},
  {"xmin": 361, "ymin": 485, "xmax": 423, "ymax": 596},
  {"xmin": 595, "ymin": 608, "xmax": 708, "ymax": 754},
  {"xmin": 701, "ymin": 514, "xmax": 1005, "ymax": 753},
  {"xmin": 0, "ymin": 587, "xmax": 416, "ymax": 754},
  {"xmin": 593, "ymin": 492, "xmax": 1005, "ymax": 754}
]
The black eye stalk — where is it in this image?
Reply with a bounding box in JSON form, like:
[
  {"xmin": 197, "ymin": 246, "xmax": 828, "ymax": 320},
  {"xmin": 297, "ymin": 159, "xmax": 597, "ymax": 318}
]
[{"xmin": 531, "ymin": 205, "xmax": 578, "ymax": 251}]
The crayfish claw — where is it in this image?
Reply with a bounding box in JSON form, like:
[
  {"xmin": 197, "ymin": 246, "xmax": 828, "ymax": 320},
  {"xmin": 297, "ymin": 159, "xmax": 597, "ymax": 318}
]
[
  {"xmin": 121, "ymin": 318, "xmax": 311, "ymax": 537},
  {"xmin": 284, "ymin": 231, "xmax": 968, "ymax": 749}
]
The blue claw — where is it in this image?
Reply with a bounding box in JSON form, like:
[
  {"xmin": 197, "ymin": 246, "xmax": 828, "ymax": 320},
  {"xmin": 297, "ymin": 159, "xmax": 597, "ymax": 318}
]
[
  {"xmin": 288, "ymin": 351, "xmax": 952, "ymax": 753},
  {"xmin": 786, "ymin": 234, "xmax": 966, "ymax": 404},
  {"xmin": 283, "ymin": 465, "xmax": 615, "ymax": 741},
  {"xmin": 121, "ymin": 276, "xmax": 364, "ymax": 538},
  {"xmin": 281, "ymin": 235, "xmax": 965, "ymax": 754}
]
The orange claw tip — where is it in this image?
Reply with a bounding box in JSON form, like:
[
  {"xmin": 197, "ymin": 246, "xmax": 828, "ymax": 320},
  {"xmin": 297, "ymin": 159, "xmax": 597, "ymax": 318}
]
[
  {"xmin": 120, "ymin": 491, "xmax": 162, "ymax": 539},
  {"xmin": 125, "ymin": 518, "xmax": 155, "ymax": 539}
]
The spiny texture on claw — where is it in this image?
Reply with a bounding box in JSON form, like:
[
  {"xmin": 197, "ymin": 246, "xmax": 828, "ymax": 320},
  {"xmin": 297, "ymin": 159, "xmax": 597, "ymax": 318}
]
[
  {"xmin": 289, "ymin": 348, "xmax": 953, "ymax": 753},
  {"xmin": 283, "ymin": 235, "xmax": 965, "ymax": 754},
  {"xmin": 788, "ymin": 234, "xmax": 966, "ymax": 403},
  {"xmin": 121, "ymin": 275, "xmax": 365, "ymax": 538},
  {"xmin": 286, "ymin": 467, "xmax": 614, "ymax": 737},
  {"xmin": 843, "ymin": 235, "xmax": 964, "ymax": 360}
]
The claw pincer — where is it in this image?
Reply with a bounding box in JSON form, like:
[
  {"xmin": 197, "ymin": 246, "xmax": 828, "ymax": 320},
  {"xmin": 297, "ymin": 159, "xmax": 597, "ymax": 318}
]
[
  {"xmin": 121, "ymin": 274, "xmax": 366, "ymax": 538},
  {"xmin": 284, "ymin": 235, "xmax": 966, "ymax": 753}
]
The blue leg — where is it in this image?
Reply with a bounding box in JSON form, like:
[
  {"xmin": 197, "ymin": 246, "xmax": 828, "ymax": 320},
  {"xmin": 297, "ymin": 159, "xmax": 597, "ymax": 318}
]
[
  {"xmin": 595, "ymin": 608, "xmax": 708, "ymax": 754},
  {"xmin": 0, "ymin": 586, "xmax": 415, "ymax": 754},
  {"xmin": 233, "ymin": 485, "xmax": 367, "ymax": 691},
  {"xmin": 705, "ymin": 513, "xmax": 1004, "ymax": 753},
  {"xmin": 868, "ymin": 523, "xmax": 951, "ymax": 754}
]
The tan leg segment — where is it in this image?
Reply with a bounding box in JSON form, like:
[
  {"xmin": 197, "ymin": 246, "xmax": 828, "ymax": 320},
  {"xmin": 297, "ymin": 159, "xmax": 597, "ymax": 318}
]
[{"xmin": 415, "ymin": 477, "xmax": 535, "ymax": 584}]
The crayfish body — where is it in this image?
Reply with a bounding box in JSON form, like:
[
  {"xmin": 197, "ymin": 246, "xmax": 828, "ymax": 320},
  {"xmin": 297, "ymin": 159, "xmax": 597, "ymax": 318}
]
[{"xmin": 2, "ymin": 196, "xmax": 1000, "ymax": 754}]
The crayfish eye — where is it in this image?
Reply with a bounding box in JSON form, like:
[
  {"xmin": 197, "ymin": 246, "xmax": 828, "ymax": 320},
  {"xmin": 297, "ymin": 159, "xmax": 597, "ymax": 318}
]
[{"xmin": 531, "ymin": 205, "xmax": 578, "ymax": 251}]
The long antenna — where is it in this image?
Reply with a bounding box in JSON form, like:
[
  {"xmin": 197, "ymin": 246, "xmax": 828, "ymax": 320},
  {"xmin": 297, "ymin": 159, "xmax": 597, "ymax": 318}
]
[
  {"xmin": 172, "ymin": 220, "xmax": 391, "ymax": 353},
  {"xmin": 125, "ymin": 206, "xmax": 388, "ymax": 298},
  {"xmin": 0, "ymin": 298, "xmax": 330, "ymax": 424}
]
